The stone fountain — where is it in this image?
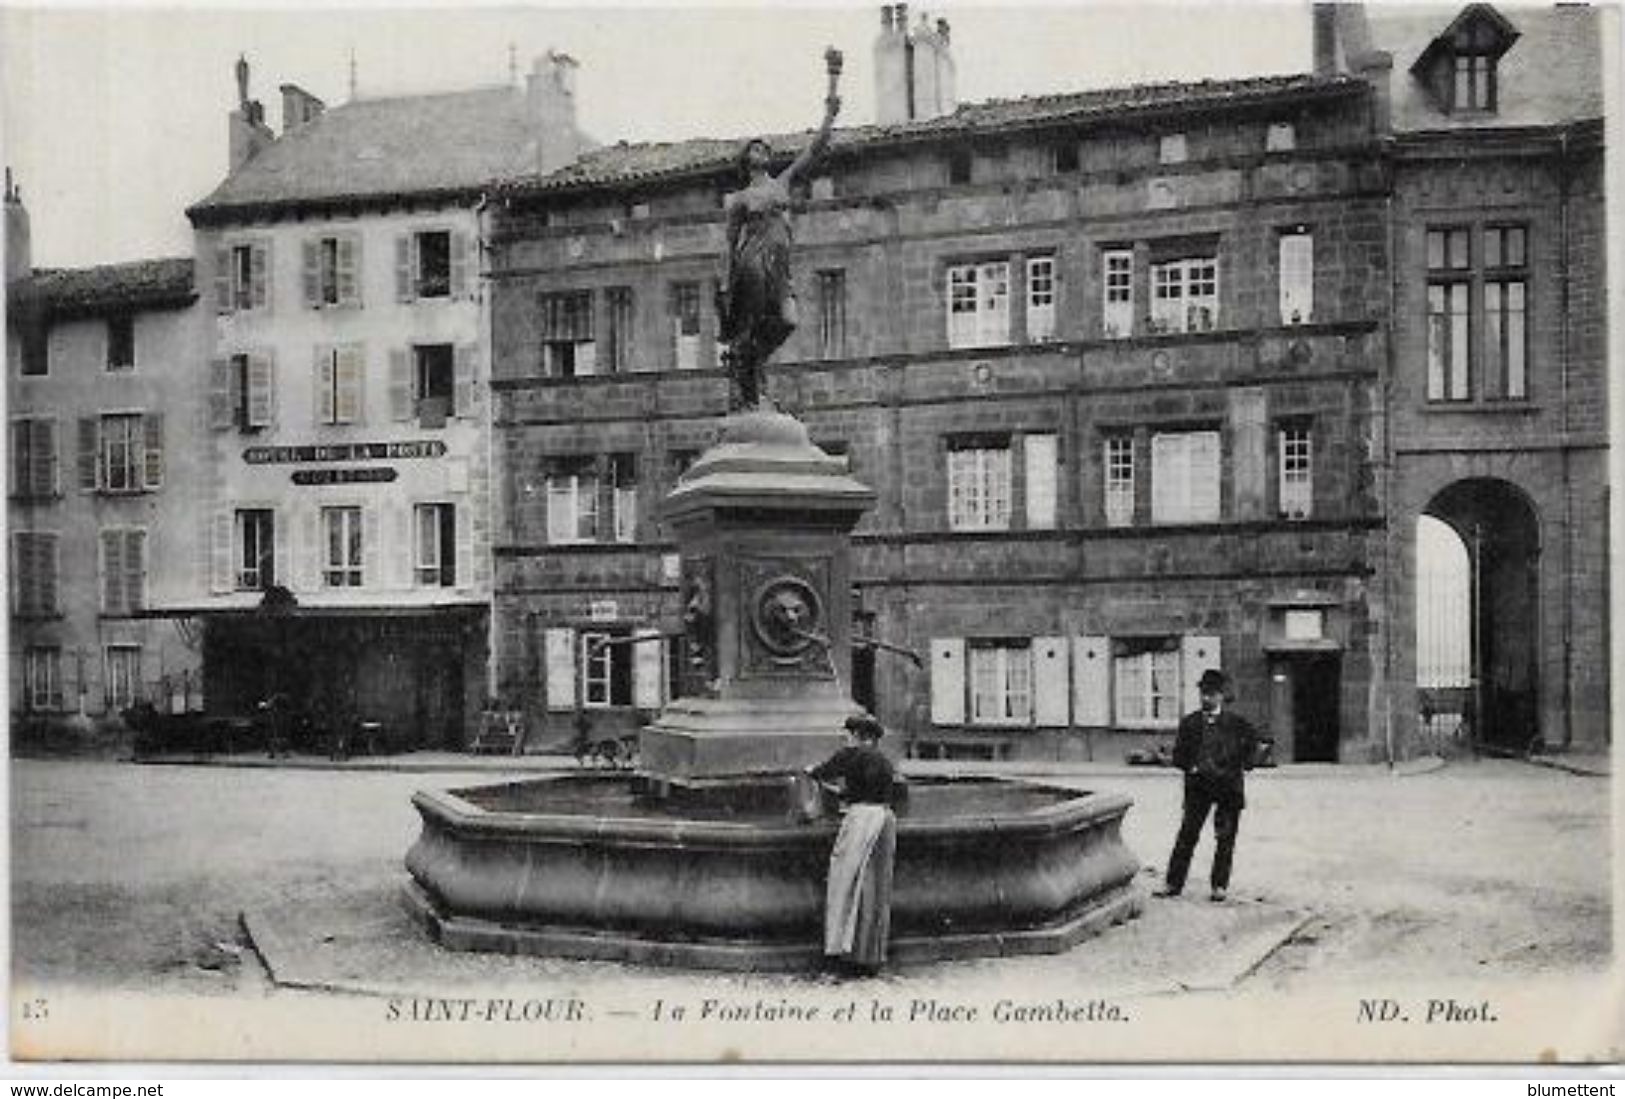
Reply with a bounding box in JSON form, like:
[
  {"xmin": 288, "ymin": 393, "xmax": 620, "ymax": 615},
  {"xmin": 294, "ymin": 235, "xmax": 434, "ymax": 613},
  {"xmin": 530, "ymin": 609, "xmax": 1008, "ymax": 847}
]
[
  {"xmin": 401, "ymin": 47, "xmax": 1141, "ymax": 971},
  {"xmin": 402, "ymin": 408, "xmax": 1142, "ymax": 970}
]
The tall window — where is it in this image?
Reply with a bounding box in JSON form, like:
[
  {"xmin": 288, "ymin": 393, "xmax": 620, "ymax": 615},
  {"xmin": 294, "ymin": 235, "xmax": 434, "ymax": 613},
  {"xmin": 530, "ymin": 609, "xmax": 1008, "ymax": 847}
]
[
  {"xmin": 322, "ymin": 506, "xmax": 363, "ymax": 588},
  {"xmin": 100, "ymin": 528, "xmax": 147, "ymax": 615},
  {"xmin": 104, "ymin": 645, "xmax": 143, "ymax": 711},
  {"xmin": 671, "ymin": 282, "xmax": 702, "ymax": 370},
  {"xmin": 219, "ymin": 240, "xmax": 270, "ymax": 313},
  {"xmin": 946, "ymin": 261, "xmax": 1011, "ymax": 349},
  {"xmin": 546, "ymin": 458, "xmax": 599, "ymax": 544},
  {"xmin": 23, "ymin": 647, "xmax": 63, "ymax": 712},
  {"xmin": 1484, "ymin": 225, "xmax": 1527, "ymax": 401},
  {"xmin": 414, "ymin": 503, "xmax": 456, "ymax": 587},
  {"xmin": 413, "ymin": 230, "xmax": 451, "ymax": 298},
  {"xmin": 581, "ymin": 628, "xmax": 634, "ymax": 708},
  {"xmin": 1102, "ymin": 248, "xmax": 1134, "ymax": 339},
  {"xmin": 80, "ymin": 413, "xmax": 162, "ymax": 493},
  {"xmin": 816, "ymin": 269, "xmax": 847, "ymax": 359},
  {"xmin": 106, "ymin": 316, "xmax": 135, "ymax": 371},
  {"xmin": 1026, "ymin": 255, "xmax": 1056, "ymax": 342},
  {"xmin": 1278, "ymin": 230, "xmax": 1314, "ymax": 325},
  {"xmin": 1150, "ymin": 255, "xmax": 1218, "ymax": 334},
  {"xmin": 11, "ymin": 532, "xmax": 59, "ymax": 617},
  {"xmin": 610, "ymin": 455, "xmax": 637, "ymax": 543},
  {"xmin": 1278, "ymin": 424, "xmax": 1313, "ymax": 520},
  {"xmin": 1113, "ymin": 640, "xmax": 1181, "ymax": 728},
  {"xmin": 212, "ymin": 353, "xmax": 275, "ymax": 432},
  {"xmin": 969, "ymin": 641, "xmax": 1032, "ymax": 725},
  {"xmin": 236, "ymin": 509, "xmax": 275, "ymax": 591},
  {"xmin": 1151, "ymin": 430, "xmax": 1221, "ymax": 524},
  {"xmin": 1104, "ymin": 434, "xmax": 1136, "ymax": 527},
  {"xmin": 604, "ymin": 287, "xmax": 635, "ymax": 373},
  {"xmin": 540, "ymin": 291, "xmax": 596, "ymax": 377},
  {"xmin": 1426, "ymin": 227, "xmax": 1472, "ymax": 402},
  {"xmin": 304, "ymin": 234, "xmax": 361, "ymax": 308},
  {"xmin": 1452, "ymin": 51, "xmax": 1495, "ymax": 112},
  {"xmin": 10, "ymin": 418, "xmax": 58, "ymax": 499},
  {"xmin": 413, "ymin": 344, "xmax": 455, "ymax": 420},
  {"xmin": 316, "ymin": 346, "xmax": 365, "ymax": 425},
  {"xmin": 947, "ymin": 442, "xmax": 1012, "ymax": 532},
  {"xmin": 99, "ymin": 414, "xmax": 143, "ymax": 493}
]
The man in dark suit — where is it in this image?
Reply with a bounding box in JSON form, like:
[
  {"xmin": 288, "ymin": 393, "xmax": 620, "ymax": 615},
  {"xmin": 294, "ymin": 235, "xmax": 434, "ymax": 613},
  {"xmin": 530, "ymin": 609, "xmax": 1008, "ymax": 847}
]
[{"xmin": 1154, "ymin": 668, "xmax": 1263, "ymax": 903}]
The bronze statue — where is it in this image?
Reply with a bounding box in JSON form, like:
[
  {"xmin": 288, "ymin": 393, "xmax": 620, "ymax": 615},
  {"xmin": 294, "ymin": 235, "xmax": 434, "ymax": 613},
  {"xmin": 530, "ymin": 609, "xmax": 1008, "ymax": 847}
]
[{"xmin": 718, "ymin": 48, "xmax": 843, "ymax": 410}]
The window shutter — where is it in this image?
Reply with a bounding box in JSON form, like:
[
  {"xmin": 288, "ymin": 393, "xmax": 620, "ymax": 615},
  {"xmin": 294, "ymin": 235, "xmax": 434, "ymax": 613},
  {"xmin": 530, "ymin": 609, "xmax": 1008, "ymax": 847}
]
[
  {"xmin": 454, "ymin": 344, "xmax": 478, "ymax": 417},
  {"xmin": 77, "ymin": 417, "xmax": 100, "ymax": 492},
  {"xmin": 389, "ymin": 349, "xmax": 413, "ymax": 422},
  {"xmin": 211, "ymin": 512, "xmax": 235, "ymax": 594},
  {"xmin": 389, "ymin": 502, "xmax": 411, "ymax": 588},
  {"xmin": 1071, "ymin": 635, "xmax": 1111, "ymax": 726},
  {"xmin": 247, "ymin": 351, "xmax": 276, "ymax": 429},
  {"xmin": 314, "ymin": 349, "xmax": 336, "ymax": 425},
  {"xmin": 43, "ymin": 419, "xmax": 60, "ymax": 496},
  {"xmin": 250, "ymin": 241, "xmax": 270, "ymax": 312},
  {"xmin": 271, "ymin": 508, "xmax": 288, "ymax": 590},
  {"xmin": 101, "ymin": 530, "xmax": 124, "ymax": 614},
  {"xmin": 1023, "ymin": 434, "xmax": 1058, "ymax": 530},
  {"xmin": 39, "ymin": 535, "xmax": 58, "ymax": 617},
  {"xmin": 299, "ymin": 506, "xmax": 319, "ymax": 591},
  {"xmin": 544, "ymin": 627, "xmax": 576, "ymax": 710},
  {"xmin": 302, "ymin": 239, "xmax": 321, "ymax": 308},
  {"xmin": 209, "ymin": 358, "xmax": 235, "ymax": 429},
  {"xmin": 454, "ymin": 502, "xmax": 472, "ymax": 589},
  {"xmin": 395, "ymin": 235, "xmax": 414, "ymax": 302},
  {"xmin": 337, "ymin": 345, "xmax": 365, "ymax": 424},
  {"xmin": 126, "ymin": 530, "xmax": 146, "ymax": 612},
  {"xmin": 6, "ymin": 423, "xmax": 18, "ymax": 497},
  {"xmin": 930, "ymin": 637, "xmax": 966, "ymax": 725},
  {"xmin": 633, "ymin": 627, "xmax": 663, "ymax": 710},
  {"xmin": 140, "ymin": 413, "xmax": 164, "ymax": 489},
  {"xmin": 214, "ymin": 246, "xmax": 233, "ymax": 313},
  {"xmin": 1180, "ymin": 634, "xmax": 1222, "ymax": 715},
  {"xmin": 1191, "ymin": 431, "xmax": 1220, "ymax": 521},
  {"xmin": 337, "ymin": 234, "xmax": 361, "ymax": 306},
  {"xmin": 1032, "ymin": 636, "xmax": 1070, "ymax": 726},
  {"xmin": 450, "ymin": 230, "xmax": 472, "ymax": 298},
  {"xmin": 362, "ymin": 505, "xmax": 380, "ymax": 587}
]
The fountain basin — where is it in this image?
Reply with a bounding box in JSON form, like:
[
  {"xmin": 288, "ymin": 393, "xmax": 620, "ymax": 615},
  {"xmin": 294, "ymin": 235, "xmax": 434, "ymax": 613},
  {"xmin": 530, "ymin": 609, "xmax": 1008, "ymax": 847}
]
[{"xmin": 403, "ymin": 774, "xmax": 1142, "ymax": 970}]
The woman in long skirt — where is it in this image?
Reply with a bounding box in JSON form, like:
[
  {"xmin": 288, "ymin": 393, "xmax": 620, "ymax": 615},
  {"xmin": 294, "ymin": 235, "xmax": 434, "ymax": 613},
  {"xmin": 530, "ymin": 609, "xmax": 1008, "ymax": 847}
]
[{"xmin": 808, "ymin": 714, "xmax": 897, "ymax": 975}]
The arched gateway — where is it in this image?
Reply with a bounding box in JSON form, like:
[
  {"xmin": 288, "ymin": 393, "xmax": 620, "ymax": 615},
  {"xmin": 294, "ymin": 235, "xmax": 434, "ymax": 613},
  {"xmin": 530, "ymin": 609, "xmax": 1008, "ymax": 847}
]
[{"xmin": 1415, "ymin": 478, "xmax": 1541, "ymax": 754}]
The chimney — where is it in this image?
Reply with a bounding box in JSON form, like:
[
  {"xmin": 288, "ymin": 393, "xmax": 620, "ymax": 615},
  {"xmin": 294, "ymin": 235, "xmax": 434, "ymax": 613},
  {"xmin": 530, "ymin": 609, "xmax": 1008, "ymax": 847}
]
[
  {"xmin": 1353, "ymin": 49, "xmax": 1394, "ymax": 135},
  {"xmin": 279, "ymin": 83, "xmax": 326, "ymax": 133},
  {"xmin": 1312, "ymin": 3, "xmax": 1339, "ymax": 75},
  {"xmin": 5, "ymin": 168, "xmax": 31, "ymax": 283},
  {"xmin": 528, "ymin": 50, "xmax": 582, "ymax": 176},
  {"xmin": 873, "ymin": 5, "xmax": 955, "ymax": 125},
  {"xmin": 228, "ymin": 55, "xmax": 275, "ymax": 173}
]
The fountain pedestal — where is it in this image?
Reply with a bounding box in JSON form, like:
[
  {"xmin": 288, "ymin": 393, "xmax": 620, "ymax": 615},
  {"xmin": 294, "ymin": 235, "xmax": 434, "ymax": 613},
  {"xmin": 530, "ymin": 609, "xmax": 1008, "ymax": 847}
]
[{"xmin": 641, "ymin": 408, "xmax": 876, "ymax": 788}]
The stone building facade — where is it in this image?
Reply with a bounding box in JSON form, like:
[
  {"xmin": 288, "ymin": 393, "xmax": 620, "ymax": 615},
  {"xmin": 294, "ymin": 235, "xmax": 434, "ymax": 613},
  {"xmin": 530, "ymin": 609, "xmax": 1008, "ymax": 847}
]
[
  {"xmin": 1323, "ymin": 4, "xmax": 1609, "ymax": 754},
  {"xmin": 7, "ymin": 176, "xmax": 209, "ymax": 726},
  {"xmin": 168, "ymin": 56, "xmax": 583, "ymax": 748},
  {"xmin": 485, "ymin": 31, "xmax": 1394, "ymax": 761}
]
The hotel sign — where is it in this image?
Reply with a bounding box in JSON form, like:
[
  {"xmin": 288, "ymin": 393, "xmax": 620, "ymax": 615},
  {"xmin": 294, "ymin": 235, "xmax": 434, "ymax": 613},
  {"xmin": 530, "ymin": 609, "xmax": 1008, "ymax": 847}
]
[
  {"xmin": 291, "ymin": 468, "xmax": 399, "ymax": 486},
  {"xmin": 244, "ymin": 441, "xmax": 446, "ymax": 464}
]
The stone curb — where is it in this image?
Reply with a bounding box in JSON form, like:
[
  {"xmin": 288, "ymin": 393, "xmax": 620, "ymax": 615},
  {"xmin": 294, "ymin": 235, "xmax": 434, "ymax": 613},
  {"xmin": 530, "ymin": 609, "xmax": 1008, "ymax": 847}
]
[{"xmin": 1523, "ymin": 755, "xmax": 1611, "ymax": 778}]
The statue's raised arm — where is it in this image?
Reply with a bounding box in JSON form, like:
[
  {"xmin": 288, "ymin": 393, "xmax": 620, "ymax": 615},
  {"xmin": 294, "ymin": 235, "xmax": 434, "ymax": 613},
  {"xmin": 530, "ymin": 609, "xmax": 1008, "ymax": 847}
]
[{"xmin": 783, "ymin": 48, "xmax": 843, "ymax": 186}]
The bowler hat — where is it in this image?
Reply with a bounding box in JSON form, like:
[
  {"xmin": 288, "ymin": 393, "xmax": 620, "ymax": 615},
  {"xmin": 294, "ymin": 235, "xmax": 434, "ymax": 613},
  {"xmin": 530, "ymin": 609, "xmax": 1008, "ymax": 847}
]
[
  {"xmin": 1197, "ymin": 669, "xmax": 1228, "ymax": 694},
  {"xmin": 844, "ymin": 714, "xmax": 885, "ymax": 741}
]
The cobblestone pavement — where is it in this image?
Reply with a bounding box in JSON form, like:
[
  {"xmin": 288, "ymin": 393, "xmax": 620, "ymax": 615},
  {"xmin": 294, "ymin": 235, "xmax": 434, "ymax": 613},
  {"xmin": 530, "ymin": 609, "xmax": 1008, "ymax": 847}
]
[{"xmin": 10, "ymin": 757, "xmax": 1611, "ymax": 1008}]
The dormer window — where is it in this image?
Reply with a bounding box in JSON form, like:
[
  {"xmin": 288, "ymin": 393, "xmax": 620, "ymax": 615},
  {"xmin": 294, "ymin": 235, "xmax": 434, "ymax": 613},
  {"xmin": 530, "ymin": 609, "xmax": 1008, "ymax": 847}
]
[{"xmin": 1411, "ymin": 4, "xmax": 1520, "ymax": 115}]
